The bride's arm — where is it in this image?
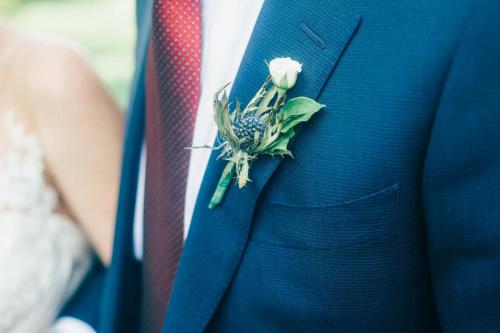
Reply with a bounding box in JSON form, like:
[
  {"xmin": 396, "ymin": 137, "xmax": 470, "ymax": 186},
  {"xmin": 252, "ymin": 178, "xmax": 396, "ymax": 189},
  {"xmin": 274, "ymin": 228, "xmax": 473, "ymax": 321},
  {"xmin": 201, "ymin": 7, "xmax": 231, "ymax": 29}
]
[{"xmin": 27, "ymin": 42, "xmax": 124, "ymax": 265}]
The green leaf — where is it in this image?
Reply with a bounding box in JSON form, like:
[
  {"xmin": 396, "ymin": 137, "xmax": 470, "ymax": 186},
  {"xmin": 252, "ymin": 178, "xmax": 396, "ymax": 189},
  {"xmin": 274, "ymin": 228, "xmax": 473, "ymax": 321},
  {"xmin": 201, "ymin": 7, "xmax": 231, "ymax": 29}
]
[
  {"xmin": 216, "ymin": 143, "xmax": 232, "ymax": 160},
  {"xmin": 237, "ymin": 158, "xmax": 250, "ymax": 188},
  {"xmin": 255, "ymin": 84, "xmax": 277, "ymax": 116},
  {"xmin": 262, "ymin": 128, "xmax": 296, "ymax": 156},
  {"xmin": 268, "ymin": 148, "xmax": 294, "ymax": 158},
  {"xmin": 213, "ymin": 88, "xmax": 239, "ymax": 147},
  {"xmin": 246, "ymin": 76, "xmax": 272, "ymax": 110},
  {"xmin": 280, "ymin": 97, "xmax": 326, "ymax": 133}
]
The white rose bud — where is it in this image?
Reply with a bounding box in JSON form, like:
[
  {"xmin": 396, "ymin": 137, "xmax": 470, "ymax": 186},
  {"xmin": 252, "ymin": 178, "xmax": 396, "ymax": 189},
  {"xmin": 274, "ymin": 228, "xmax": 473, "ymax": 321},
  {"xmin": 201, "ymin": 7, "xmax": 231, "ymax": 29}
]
[{"xmin": 269, "ymin": 57, "xmax": 302, "ymax": 90}]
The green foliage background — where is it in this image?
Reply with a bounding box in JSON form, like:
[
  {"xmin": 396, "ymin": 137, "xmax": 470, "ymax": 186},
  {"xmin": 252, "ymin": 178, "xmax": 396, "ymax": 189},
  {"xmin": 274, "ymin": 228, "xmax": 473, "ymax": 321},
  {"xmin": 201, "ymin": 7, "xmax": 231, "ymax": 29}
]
[{"xmin": 1, "ymin": 0, "xmax": 136, "ymax": 108}]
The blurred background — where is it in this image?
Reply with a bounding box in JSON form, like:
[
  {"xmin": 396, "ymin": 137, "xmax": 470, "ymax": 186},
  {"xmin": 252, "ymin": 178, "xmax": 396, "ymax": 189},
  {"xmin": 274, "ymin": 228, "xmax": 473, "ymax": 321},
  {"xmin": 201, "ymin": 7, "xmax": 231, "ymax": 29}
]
[{"xmin": 0, "ymin": 0, "xmax": 136, "ymax": 108}]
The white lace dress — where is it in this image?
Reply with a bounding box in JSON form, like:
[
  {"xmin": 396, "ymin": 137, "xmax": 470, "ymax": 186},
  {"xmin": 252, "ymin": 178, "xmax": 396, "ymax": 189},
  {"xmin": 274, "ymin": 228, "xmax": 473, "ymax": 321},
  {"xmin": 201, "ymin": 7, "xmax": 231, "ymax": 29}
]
[{"xmin": 0, "ymin": 112, "xmax": 93, "ymax": 333}]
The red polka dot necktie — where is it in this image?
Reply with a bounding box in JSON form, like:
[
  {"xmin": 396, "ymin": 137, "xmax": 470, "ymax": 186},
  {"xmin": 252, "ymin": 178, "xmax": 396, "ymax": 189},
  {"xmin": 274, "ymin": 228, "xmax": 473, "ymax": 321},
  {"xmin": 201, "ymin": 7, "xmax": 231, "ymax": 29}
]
[{"xmin": 142, "ymin": 0, "xmax": 202, "ymax": 332}]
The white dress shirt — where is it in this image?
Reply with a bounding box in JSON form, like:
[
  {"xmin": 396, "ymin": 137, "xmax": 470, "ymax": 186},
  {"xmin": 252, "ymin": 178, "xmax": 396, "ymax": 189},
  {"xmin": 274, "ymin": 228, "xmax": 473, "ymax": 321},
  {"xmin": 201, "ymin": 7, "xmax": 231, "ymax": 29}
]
[{"xmin": 53, "ymin": 1, "xmax": 264, "ymax": 332}]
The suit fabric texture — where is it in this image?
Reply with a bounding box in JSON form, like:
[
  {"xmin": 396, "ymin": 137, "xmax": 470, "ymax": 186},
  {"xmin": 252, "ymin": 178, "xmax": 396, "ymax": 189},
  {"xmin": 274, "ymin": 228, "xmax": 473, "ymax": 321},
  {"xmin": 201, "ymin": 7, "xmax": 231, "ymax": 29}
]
[{"xmin": 99, "ymin": 0, "xmax": 500, "ymax": 332}]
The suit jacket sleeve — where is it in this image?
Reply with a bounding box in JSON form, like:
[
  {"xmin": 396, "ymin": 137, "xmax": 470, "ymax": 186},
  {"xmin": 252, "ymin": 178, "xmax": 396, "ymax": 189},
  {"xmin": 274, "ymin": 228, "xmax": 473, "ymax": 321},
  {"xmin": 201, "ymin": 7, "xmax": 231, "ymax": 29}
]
[{"xmin": 423, "ymin": 0, "xmax": 500, "ymax": 331}]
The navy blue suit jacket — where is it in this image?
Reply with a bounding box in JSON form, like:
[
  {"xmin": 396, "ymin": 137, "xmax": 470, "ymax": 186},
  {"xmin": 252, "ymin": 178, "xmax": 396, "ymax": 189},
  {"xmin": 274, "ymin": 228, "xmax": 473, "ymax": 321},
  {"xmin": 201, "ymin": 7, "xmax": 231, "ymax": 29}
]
[
  {"xmin": 99, "ymin": 0, "xmax": 500, "ymax": 332},
  {"xmin": 59, "ymin": 260, "xmax": 105, "ymax": 328}
]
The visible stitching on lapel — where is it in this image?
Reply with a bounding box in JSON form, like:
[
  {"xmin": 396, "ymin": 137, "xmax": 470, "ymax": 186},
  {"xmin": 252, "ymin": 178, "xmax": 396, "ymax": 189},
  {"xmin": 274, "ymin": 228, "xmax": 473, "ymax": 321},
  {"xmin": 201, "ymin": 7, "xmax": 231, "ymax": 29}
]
[{"xmin": 300, "ymin": 22, "xmax": 327, "ymax": 49}]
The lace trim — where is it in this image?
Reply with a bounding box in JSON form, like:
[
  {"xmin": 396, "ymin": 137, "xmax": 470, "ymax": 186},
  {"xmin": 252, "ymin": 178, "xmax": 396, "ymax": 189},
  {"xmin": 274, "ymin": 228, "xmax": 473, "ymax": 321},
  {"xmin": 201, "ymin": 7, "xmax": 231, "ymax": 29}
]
[
  {"xmin": 0, "ymin": 111, "xmax": 58, "ymax": 215},
  {"xmin": 0, "ymin": 111, "xmax": 92, "ymax": 332}
]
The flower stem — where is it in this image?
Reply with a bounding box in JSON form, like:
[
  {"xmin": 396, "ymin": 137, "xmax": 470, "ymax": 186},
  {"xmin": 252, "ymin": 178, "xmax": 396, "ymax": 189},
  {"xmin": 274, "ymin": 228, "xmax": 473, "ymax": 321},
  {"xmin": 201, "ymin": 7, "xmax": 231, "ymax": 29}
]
[
  {"xmin": 208, "ymin": 161, "xmax": 235, "ymax": 209},
  {"xmin": 275, "ymin": 88, "xmax": 287, "ymax": 109},
  {"xmin": 256, "ymin": 85, "xmax": 278, "ymax": 117}
]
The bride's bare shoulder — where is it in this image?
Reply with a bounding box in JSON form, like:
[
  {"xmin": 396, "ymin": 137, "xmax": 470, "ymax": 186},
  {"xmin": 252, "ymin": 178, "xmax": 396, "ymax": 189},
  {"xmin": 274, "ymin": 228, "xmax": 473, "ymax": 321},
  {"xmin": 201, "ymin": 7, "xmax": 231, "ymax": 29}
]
[
  {"xmin": 26, "ymin": 36, "xmax": 103, "ymax": 105},
  {"xmin": 0, "ymin": 23, "xmax": 122, "ymax": 163},
  {"xmin": 11, "ymin": 33, "xmax": 121, "ymax": 132},
  {"xmin": 0, "ymin": 27, "xmax": 86, "ymax": 129},
  {"xmin": 0, "ymin": 23, "xmax": 106, "ymax": 112}
]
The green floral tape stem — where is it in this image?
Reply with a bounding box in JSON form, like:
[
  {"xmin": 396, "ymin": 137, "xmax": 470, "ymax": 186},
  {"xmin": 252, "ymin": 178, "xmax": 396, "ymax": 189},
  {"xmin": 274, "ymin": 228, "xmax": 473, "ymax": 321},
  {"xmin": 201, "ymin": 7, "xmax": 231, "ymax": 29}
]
[{"xmin": 208, "ymin": 161, "xmax": 235, "ymax": 209}]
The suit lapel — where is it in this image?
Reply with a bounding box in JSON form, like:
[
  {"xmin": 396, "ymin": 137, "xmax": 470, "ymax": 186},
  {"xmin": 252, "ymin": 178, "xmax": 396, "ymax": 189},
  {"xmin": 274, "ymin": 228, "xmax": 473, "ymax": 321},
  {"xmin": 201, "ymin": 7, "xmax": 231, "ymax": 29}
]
[{"xmin": 164, "ymin": 1, "xmax": 361, "ymax": 332}]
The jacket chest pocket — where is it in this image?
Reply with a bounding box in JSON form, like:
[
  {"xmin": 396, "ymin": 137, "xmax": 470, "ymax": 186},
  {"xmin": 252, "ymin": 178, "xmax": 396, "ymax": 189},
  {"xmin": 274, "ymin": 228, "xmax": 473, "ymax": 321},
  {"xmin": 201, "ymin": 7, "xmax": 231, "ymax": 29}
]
[{"xmin": 249, "ymin": 183, "xmax": 400, "ymax": 249}]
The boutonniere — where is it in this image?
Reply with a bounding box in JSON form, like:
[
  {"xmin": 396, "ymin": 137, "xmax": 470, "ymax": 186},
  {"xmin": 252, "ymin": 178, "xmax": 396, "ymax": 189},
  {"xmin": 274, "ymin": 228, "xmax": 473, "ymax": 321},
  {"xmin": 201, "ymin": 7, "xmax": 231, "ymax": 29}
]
[{"xmin": 199, "ymin": 57, "xmax": 326, "ymax": 209}]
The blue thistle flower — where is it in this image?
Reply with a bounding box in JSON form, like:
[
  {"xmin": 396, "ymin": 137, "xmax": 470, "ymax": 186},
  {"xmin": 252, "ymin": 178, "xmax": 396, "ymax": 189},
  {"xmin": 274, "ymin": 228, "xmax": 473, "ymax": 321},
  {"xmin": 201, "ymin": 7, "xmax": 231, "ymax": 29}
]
[{"xmin": 232, "ymin": 115, "xmax": 267, "ymax": 151}]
